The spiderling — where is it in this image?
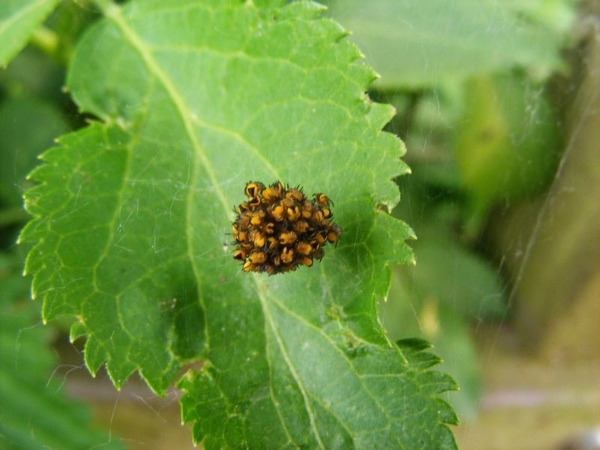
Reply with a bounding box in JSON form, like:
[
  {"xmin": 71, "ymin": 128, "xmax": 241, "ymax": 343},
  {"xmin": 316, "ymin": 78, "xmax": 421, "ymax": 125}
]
[{"xmin": 231, "ymin": 180, "xmax": 341, "ymax": 275}]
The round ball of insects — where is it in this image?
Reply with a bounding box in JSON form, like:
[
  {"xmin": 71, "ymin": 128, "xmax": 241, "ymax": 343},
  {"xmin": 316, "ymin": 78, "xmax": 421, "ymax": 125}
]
[{"xmin": 231, "ymin": 180, "xmax": 341, "ymax": 275}]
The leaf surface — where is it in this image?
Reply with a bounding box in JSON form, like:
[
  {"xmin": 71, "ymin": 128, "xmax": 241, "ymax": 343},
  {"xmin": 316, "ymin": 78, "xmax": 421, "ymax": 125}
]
[{"xmin": 21, "ymin": 1, "xmax": 457, "ymax": 447}]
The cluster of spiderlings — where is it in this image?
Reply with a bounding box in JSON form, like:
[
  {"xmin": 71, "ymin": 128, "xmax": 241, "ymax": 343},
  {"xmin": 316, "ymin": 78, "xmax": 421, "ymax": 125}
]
[{"xmin": 232, "ymin": 181, "xmax": 341, "ymax": 275}]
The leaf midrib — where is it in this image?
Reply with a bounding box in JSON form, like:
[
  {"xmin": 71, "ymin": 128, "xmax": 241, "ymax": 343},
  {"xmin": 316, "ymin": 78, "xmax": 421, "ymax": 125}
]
[
  {"xmin": 99, "ymin": 3, "xmax": 230, "ymax": 207},
  {"xmin": 98, "ymin": 2, "xmax": 326, "ymax": 443}
]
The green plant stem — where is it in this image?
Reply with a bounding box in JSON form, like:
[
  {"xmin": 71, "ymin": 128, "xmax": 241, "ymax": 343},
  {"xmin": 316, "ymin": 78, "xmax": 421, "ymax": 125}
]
[
  {"xmin": 30, "ymin": 26, "xmax": 59, "ymax": 59},
  {"xmin": 93, "ymin": 0, "xmax": 118, "ymax": 15}
]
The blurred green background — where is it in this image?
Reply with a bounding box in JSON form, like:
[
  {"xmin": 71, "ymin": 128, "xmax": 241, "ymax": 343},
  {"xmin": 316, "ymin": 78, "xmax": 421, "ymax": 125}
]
[{"xmin": 1, "ymin": 0, "xmax": 599, "ymax": 449}]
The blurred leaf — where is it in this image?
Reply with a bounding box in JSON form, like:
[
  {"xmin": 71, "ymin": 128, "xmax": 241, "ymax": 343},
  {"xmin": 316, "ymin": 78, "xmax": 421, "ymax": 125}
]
[
  {"xmin": 0, "ymin": 0, "xmax": 61, "ymax": 67},
  {"xmin": 392, "ymin": 170, "xmax": 507, "ymax": 322},
  {"xmin": 0, "ymin": 253, "xmax": 123, "ymax": 450},
  {"xmin": 406, "ymin": 226, "xmax": 507, "ymax": 320},
  {"xmin": 0, "ymin": 97, "xmax": 70, "ymax": 206},
  {"xmin": 324, "ymin": 0, "xmax": 571, "ymax": 89},
  {"xmin": 501, "ymin": 0, "xmax": 579, "ymax": 35},
  {"xmin": 20, "ymin": 0, "xmax": 458, "ymax": 448},
  {"xmin": 0, "ymin": 46, "xmax": 66, "ymax": 103},
  {"xmin": 454, "ymin": 74, "xmax": 561, "ymax": 217}
]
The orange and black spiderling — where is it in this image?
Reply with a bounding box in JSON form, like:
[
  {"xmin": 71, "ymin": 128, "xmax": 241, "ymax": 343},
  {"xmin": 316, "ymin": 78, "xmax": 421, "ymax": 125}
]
[{"xmin": 231, "ymin": 180, "xmax": 341, "ymax": 275}]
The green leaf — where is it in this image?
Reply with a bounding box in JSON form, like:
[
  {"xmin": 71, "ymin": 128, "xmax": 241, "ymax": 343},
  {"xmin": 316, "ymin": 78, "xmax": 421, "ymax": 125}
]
[
  {"xmin": 405, "ymin": 226, "xmax": 507, "ymax": 320},
  {"xmin": 324, "ymin": 0, "xmax": 571, "ymax": 89},
  {"xmin": 20, "ymin": 0, "xmax": 457, "ymax": 447},
  {"xmin": 0, "ymin": 0, "xmax": 60, "ymax": 67},
  {"xmin": 0, "ymin": 253, "xmax": 123, "ymax": 450}
]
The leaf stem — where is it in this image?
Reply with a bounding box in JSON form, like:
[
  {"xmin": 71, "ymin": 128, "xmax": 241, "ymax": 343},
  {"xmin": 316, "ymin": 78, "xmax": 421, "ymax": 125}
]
[
  {"xmin": 29, "ymin": 26, "xmax": 59, "ymax": 59},
  {"xmin": 92, "ymin": 0, "xmax": 118, "ymax": 15}
]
